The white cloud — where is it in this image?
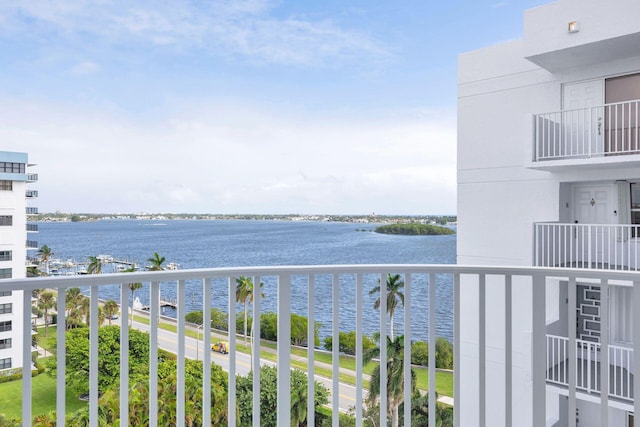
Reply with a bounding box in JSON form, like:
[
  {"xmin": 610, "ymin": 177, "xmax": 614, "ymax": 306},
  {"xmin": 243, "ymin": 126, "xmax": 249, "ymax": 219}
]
[
  {"xmin": 0, "ymin": 0, "xmax": 388, "ymax": 67},
  {"xmin": 0, "ymin": 98, "xmax": 456, "ymax": 214}
]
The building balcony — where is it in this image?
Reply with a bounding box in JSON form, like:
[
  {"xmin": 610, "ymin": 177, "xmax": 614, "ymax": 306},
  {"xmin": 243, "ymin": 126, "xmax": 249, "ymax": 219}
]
[
  {"xmin": 25, "ymin": 190, "xmax": 38, "ymax": 199},
  {"xmin": 547, "ymin": 335, "xmax": 634, "ymax": 403},
  {"xmin": 26, "ymin": 174, "xmax": 38, "ymax": 182},
  {"xmin": 25, "ymin": 207, "xmax": 38, "ymax": 215},
  {"xmin": 534, "ymin": 222, "xmax": 640, "ymax": 270},
  {"xmin": 530, "ymin": 100, "xmax": 640, "ymax": 170},
  {"xmin": 3, "ymin": 265, "xmax": 640, "ymax": 426},
  {"xmin": 25, "ymin": 240, "xmax": 38, "ymax": 250},
  {"xmin": 26, "ymin": 224, "xmax": 38, "ymax": 233}
]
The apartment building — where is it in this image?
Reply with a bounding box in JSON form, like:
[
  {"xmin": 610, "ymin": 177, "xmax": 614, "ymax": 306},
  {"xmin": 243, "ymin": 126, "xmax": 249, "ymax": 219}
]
[
  {"xmin": 0, "ymin": 151, "xmax": 37, "ymax": 373},
  {"xmin": 458, "ymin": 0, "xmax": 640, "ymax": 425}
]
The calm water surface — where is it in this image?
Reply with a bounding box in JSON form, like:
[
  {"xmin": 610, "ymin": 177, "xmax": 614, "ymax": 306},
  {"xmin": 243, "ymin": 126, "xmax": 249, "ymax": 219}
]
[{"xmin": 38, "ymin": 220, "xmax": 456, "ymax": 342}]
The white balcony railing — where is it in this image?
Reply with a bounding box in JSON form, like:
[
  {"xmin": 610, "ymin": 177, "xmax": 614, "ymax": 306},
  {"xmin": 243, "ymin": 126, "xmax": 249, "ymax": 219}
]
[
  {"xmin": 3, "ymin": 265, "xmax": 640, "ymax": 427},
  {"xmin": 534, "ymin": 222, "xmax": 640, "ymax": 270},
  {"xmin": 546, "ymin": 335, "xmax": 634, "ymax": 401},
  {"xmin": 534, "ymin": 99, "xmax": 640, "ymax": 161}
]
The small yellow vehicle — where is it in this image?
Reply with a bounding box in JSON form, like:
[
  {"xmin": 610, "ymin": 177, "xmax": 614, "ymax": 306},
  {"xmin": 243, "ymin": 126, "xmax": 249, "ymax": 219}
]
[{"xmin": 212, "ymin": 341, "xmax": 229, "ymax": 354}]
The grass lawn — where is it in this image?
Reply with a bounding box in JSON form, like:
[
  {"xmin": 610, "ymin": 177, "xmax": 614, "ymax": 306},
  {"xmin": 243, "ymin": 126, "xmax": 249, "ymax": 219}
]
[
  {"xmin": 36, "ymin": 326, "xmax": 57, "ymax": 352},
  {"xmin": 0, "ymin": 372, "xmax": 87, "ymax": 420}
]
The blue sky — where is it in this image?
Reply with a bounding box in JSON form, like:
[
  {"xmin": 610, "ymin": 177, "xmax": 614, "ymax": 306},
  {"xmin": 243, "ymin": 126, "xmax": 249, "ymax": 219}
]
[{"xmin": 1, "ymin": 0, "xmax": 544, "ymax": 215}]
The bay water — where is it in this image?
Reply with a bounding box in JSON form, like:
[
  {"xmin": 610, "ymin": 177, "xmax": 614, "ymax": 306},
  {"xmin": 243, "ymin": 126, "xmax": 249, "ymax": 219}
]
[{"xmin": 38, "ymin": 220, "xmax": 456, "ymax": 343}]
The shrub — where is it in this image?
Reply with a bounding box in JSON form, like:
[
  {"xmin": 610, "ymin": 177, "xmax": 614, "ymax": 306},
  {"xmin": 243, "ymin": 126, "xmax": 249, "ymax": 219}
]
[
  {"xmin": 435, "ymin": 337, "xmax": 453, "ymax": 369},
  {"xmin": 323, "ymin": 331, "xmax": 377, "ymax": 355},
  {"xmin": 411, "ymin": 341, "xmax": 429, "ymax": 366}
]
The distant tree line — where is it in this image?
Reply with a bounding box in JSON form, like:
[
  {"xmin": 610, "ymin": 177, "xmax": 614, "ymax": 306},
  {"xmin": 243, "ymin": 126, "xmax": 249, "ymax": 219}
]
[{"xmin": 375, "ymin": 223, "xmax": 455, "ymax": 236}]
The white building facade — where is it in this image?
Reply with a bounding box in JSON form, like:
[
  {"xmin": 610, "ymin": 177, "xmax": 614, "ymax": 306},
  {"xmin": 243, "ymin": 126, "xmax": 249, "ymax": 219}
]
[
  {"xmin": 0, "ymin": 151, "xmax": 37, "ymax": 373},
  {"xmin": 458, "ymin": 1, "xmax": 640, "ymax": 426}
]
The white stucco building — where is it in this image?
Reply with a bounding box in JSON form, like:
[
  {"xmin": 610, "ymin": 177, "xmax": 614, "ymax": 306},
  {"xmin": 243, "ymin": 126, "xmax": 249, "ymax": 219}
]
[
  {"xmin": 0, "ymin": 151, "xmax": 37, "ymax": 373},
  {"xmin": 458, "ymin": 0, "xmax": 640, "ymax": 426}
]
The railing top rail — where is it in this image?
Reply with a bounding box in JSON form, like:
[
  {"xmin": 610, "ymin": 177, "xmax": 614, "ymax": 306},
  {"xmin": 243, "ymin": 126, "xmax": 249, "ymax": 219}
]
[
  {"xmin": 3, "ymin": 263, "xmax": 640, "ymax": 291},
  {"xmin": 535, "ymin": 222, "xmax": 640, "ymax": 227},
  {"xmin": 535, "ymin": 98, "xmax": 640, "ymax": 116},
  {"xmin": 546, "ymin": 334, "xmax": 569, "ymax": 341}
]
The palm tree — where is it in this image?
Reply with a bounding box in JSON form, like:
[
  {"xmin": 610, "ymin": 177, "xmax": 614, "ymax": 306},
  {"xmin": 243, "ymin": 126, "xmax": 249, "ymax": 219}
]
[
  {"xmin": 364, "ymin": 335, "xmax": 415, "ymax": 427},
  {"xmin": 80, "ymin": 297, "xmax": 105, "ymax": 327},
  {"xmin": 37, "ymin": 291, "xmax": 56, "ymax": 337},
  {"xmin": 103, "ymin": 300, "xmax": 119, "ymax": 326},
  {"xmin": 65, "ymin": 287, "xmax": 84, "ymax": 329},
  {"xmin": 369, "ymin": 273, "xmax": 405, "ymax": 340},
  {"xmin": 87, "ymin": 256, "xmax": 102, "ymax": 274},
  {"xmin": 27, "ymin": 266, "xmax": 43, "ymax": 277},
  {"xmin": 147, "ymin": 252, "xmax": 166, "ymax": 271},
  {"xmin": 235, "ymin": 276, "xmax": 264, "ymax": 346},
  {"xmin": 38, "ymin": 245, "xmax": 52, "ymax": 274},
  {"xmin": 65, "ymin": 288, "xmax": 83, "ymax": 329}
]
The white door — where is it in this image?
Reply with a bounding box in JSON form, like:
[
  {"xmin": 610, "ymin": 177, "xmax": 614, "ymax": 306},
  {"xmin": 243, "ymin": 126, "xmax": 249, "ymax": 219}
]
[
  {"xmin": 563, "ymin": 80, "xmax": 604, "ymax": 156},
  {"xmin": 573, "ymin": 185, "xmax": 610, "ymax": 266}
]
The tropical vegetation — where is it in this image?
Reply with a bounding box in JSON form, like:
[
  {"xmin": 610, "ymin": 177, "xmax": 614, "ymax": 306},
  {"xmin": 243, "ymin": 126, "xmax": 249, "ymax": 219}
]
[
  {"xmin": 147, "ymin": 252, "xmax": 166, "ymax": 271},
  {"xmin": 369, "ymin": 273, "xmax": 405, "ymax": 340},
  {"xmin": 374, "ymin": 223, "xmax": 455, "ymax": 236},
  {"xmin": 235, "ymin": 276, "xmax": 263, "ymax": 346}
]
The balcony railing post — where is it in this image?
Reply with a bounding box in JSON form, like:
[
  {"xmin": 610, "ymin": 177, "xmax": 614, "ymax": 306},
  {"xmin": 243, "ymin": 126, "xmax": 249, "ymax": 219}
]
[
  {"xmin": 332, "ymin": 273, "xmax": 340, "ymax": 427},
  {"xmin": 634, "ymin": 281, "xmax": 640, "ymax": 418},
  {"xmin": 56, "ymin": 287, "xmax": 66, "ymax": 427},
  {"xmin": 532, "ymin": 274, "xmax": 546, "ymax": 427},
  {"xmin": 176, "ymin": 280, "xmax": 186, "ymax": 427},
  {"xmin": 478, "ymin": 274, "xmax": 486, "ymax": 427},
  {"xmin": 277, "ymin": 274, "xmax": 291, "ymax": 427},
  {"xmin": 505, "ymin": 275, "xmax": 512, "ymax": 427},
  {"xmin": 355, "ymin": 273, "xmax": 364, "ymax": 426},
  {"xmin": 429, "ymin": 273, "xmax": 437, "ymax": 427},
  {"xmin": 227, "ymin": 277, "xmax": 237, "ymax": 427},
  {"xmin": 149, "ymin": 281, "xmax": 160, "ymax": 427},
  {"xmin": 90, "ymin": 286, "xmax": 99, "ymax": 426},
  {"xmin": 403, "ymin": 274, "xmax": 412, "ymax": 427},
  {"xmin": 120, "ymin": 283, "xmax": 129, "ymax": 425},
  {"xmin": 307, "ymin": 275, "xmax": 314, "ymax": 427},
  {"xmin": 202, "ymin": 278, "xmax": 212, "ymax": 427},
  {"xmin": 379, "ymin": 272, "xmax": 388, "ymax": 427},
  {"xmin": 600, "ymin": 280, "xmax": 609, "ymax": 426},
  {"xmin": 252, "ymin": 275, "xmax": 261, "ymax": 427},
  {"xmin": 454, "ymin": 273, "xmax": 461, "ymax": 427},
  {"xmin": 568, "ymin": 278, "xmax": 577, "ymax": 427},
  {"xmin": 21, "ymin": 289, "xmax": 32, "ymax": 427}
]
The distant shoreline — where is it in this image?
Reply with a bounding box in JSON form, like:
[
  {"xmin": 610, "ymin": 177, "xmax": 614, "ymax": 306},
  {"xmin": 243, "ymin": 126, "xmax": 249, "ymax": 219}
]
[{"xmin": 33, "ymin": 212, "xmax": 457, "ymax": 225}]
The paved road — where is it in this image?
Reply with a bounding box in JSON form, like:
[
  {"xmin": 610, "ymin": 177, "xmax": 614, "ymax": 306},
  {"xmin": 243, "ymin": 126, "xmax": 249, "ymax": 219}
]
[{"xmin": 126, "ymin": 316, "xmax": 360, "ymax": 413}]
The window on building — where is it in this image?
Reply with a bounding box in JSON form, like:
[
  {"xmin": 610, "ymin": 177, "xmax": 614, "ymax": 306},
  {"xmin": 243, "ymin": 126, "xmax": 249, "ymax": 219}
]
[
  {"xmin": 0, "ymin": 251, "xmax": 10, "ymax": 262},
  {"xmin": 0, "ymin": 216, "xmax": 12, "ymax": 226},
  {"xmin": 0, "ymin": 181, "xmax": 11, "ymax": 191},
  {"xmin": 0, "ymin": 269, "xmax": 10, "ymax": 279},
  {"xmin": 0, "ymin": 163, "xmax": 24, "ymax": 174},
  {"xmin": 0, "ymin": 304, "xmax": 12, "ymax": 315},
  {"xmin": 0, "ymin": 291, "xmax": 10, "ymax": 297},
  {"xmin": 0, "ymin": 339, "xmax": 11, "ymax": 350},
  {"xmin": 0, "ymin": 321, "xmax": 11, "ymax": 332},
  {"xmin": 0, "ymin": 358, "xmax": 11, "ymax": 370}
]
